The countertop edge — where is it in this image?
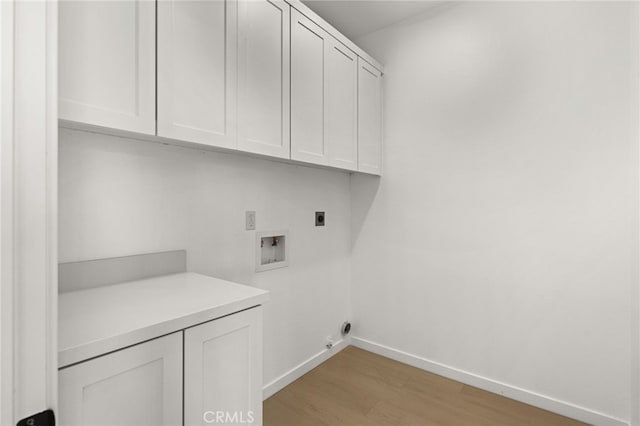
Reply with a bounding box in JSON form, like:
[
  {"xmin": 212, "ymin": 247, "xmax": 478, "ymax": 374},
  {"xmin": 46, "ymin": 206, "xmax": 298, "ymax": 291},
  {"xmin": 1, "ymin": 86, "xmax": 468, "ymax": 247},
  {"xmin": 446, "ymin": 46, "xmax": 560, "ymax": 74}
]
[{"xmin": 58, "ymin": 281, "xmax": 269, "ymax": 369}]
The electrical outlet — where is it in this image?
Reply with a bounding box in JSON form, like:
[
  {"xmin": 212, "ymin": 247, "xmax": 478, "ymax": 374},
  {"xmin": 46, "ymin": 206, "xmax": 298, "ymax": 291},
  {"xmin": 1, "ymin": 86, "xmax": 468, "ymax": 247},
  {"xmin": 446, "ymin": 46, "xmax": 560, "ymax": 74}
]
[
  {"xmin": 246, "ymin": 211, "xmax": 256, "ymax": 230},
  {"xmin": 315, "ymin": 211, "xmax": 325, "ymax": 227}
]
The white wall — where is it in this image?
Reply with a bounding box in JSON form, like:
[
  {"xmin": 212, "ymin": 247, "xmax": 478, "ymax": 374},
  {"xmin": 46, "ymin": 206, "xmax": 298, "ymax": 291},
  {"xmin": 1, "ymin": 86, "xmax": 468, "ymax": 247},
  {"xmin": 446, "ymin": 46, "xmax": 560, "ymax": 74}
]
[
  {"xmin": 352, "ymin": 2, "xmax": 638, "ymax": 423},
  {"xmin": 58, "ymin": 128, "xmax": 352, "ymax": 389}
]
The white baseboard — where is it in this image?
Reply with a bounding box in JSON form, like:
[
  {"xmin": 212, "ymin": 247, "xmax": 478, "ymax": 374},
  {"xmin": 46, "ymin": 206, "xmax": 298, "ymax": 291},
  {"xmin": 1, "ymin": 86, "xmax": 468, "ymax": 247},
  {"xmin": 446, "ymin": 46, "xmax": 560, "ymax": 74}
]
[
  {"xmin": 351, "ymin": 337, "xmax": 627, "ymax": 426},
  {"xmin": 262, "ymin": 336, "xmax": 351, "ymax": 400}
]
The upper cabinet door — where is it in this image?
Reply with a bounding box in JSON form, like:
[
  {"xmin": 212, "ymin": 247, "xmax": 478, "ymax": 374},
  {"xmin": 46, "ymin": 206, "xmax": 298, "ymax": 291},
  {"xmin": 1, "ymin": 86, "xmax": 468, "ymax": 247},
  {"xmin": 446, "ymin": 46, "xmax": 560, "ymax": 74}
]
[
  {"xmin": 237, "ymin": 0, "xmax": 290, "ymax": 159},
  {"xmin": 59, "ymin": 1, "xmax": 155, "ymax": 135},
  {"xmin": 357, "ymin": 58, "xmax": 383, "ymax": 175},
  {"xmin": 290, "ymin": 9, "xmax": 329, "ymax": 166},
  {"xmin": 157, "ymin": 0, "xmax": 237, "ymax": 148},
  {"xmin": 327, "ymin": 40, "xmax": 358, "ymax": 171},
  {"xmin": 184, "ymin": 307, "xmax": 263, "ymax": 426},
  {"xmin": 59, "ymin": 333, "xmax": 182, "ymax": 426}
]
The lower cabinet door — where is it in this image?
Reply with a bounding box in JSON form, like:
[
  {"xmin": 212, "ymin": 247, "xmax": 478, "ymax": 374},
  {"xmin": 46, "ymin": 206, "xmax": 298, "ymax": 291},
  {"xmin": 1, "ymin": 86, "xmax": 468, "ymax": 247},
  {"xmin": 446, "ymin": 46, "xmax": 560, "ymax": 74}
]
[
  {"xmin": 58, "ymin": 333, "xmax": 182, "ymax": 426},
  {"xmin": 184, "ymin": 306, "xmax": 263, "ymax": 426}
]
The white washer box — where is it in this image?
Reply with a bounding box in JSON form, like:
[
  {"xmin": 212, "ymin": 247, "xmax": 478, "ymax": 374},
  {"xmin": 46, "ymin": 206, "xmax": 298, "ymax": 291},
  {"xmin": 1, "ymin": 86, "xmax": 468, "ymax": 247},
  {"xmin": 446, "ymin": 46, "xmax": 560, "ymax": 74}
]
[{"xmin": 256, "ymin": 230, "xmax": 289, "ymax": 272}]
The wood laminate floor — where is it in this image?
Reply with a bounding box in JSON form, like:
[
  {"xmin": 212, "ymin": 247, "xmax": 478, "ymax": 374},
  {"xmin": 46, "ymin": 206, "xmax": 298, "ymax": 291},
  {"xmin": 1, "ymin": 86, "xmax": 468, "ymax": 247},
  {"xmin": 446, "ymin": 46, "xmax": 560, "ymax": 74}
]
[{"xmin": 264, "ymin": 346, "xmax": 586, "ymax": 426}]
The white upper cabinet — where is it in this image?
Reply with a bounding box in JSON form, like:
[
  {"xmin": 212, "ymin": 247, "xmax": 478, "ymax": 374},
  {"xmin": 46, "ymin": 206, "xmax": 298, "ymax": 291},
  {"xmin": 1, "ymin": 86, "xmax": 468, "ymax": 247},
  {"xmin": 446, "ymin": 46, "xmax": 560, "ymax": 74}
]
[
  {"xmin": 327, "ymin": 39, "xmax": 358, "ymax": 171},
  {"xmin": 58, "ymin": 0, "xmax": 383, "ymax": 173},
  {"xmin": 290, "ymin": 9, "xmax": 329, "ymax": 165},
  {"xmin": 157, "ymin": 0, "xmax": 237, "ymax": 148},
  {"xmin": 59, "ymin": 333, "xmax": 182, "ymax": 426},
  {"xmin": 237, "ymin": 0, "xmax": 291, "ymax": 159},
  {"xmin": 357, "ymin": 58, "xmax": 383, "ymax": 175},
  {"xmin": 290, "ymin": 9, "xmax": 360, "ymax": 171},
  {"xmin": 59, "ymin": 1, "xmax": 155, "ymax": 135}
]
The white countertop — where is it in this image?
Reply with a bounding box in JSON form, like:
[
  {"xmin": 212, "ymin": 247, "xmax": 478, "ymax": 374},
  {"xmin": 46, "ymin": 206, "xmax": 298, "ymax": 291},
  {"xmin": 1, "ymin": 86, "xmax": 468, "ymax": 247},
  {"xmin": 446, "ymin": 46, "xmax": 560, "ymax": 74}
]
[{"xmin": 58, "ymin": 272, "xmax": 269, "ymax": 368}]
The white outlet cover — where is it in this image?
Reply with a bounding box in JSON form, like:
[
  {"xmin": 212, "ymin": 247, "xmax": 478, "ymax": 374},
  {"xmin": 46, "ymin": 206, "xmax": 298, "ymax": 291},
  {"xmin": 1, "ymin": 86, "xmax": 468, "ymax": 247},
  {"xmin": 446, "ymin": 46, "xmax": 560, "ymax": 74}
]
[{"xmin": 245, "ymin": 211, "xmax": 256, "ymax": 231}]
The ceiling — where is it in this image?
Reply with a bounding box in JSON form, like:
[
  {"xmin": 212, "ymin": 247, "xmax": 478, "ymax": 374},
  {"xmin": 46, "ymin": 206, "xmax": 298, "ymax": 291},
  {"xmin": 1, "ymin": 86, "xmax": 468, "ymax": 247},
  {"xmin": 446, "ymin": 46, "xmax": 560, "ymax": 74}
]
[{"xmin": 301, "ymin": 1, "xmax": 442, "ymax": 40}]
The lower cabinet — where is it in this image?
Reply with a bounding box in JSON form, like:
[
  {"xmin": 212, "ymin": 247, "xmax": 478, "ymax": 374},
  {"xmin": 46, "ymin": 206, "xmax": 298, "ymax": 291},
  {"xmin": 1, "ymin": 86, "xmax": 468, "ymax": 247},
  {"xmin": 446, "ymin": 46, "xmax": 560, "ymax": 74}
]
[
  {"xmin": 58, "ymin": 333, "xmax": 183, "ymax": 426},
  {"xmin": 185, "ymin": 307, "xmax": 262, "ymax": 426},
  {"xmin": 59, "ymin": 306, "xmax": 263, "ymax": 426}
]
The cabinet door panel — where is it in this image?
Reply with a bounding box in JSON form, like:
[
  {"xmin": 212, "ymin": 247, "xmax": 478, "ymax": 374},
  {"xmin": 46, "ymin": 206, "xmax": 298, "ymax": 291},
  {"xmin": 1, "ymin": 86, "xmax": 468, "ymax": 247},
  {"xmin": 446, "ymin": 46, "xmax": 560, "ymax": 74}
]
[
  {"xmin": 290, "ymin": 9, "xmax": 329, "ymax": 165},
  {"xmin": 58, "ymin": 333, "xmax": 182, "ymax": 426},
  {"xmin": 238, "ymin": 0, "xmax": 290, "ymax": 158},
  {"xmin": 357, "ymin": 58, "xmax": 383, "ymax": 175},
  {"xmin": 59, "ymin": 0, "xmax": 155, "ymax": 135},
  {"xmin": 327, "ymin": 40, "xmax": 358, "ymax": 171},
  {"xmin": 158, "ymin": 0, "xmax": 237, "ymax": 148},
  {"xmin": 184, "ymin": 307, "xmax": 263, "ymax": 426}
]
